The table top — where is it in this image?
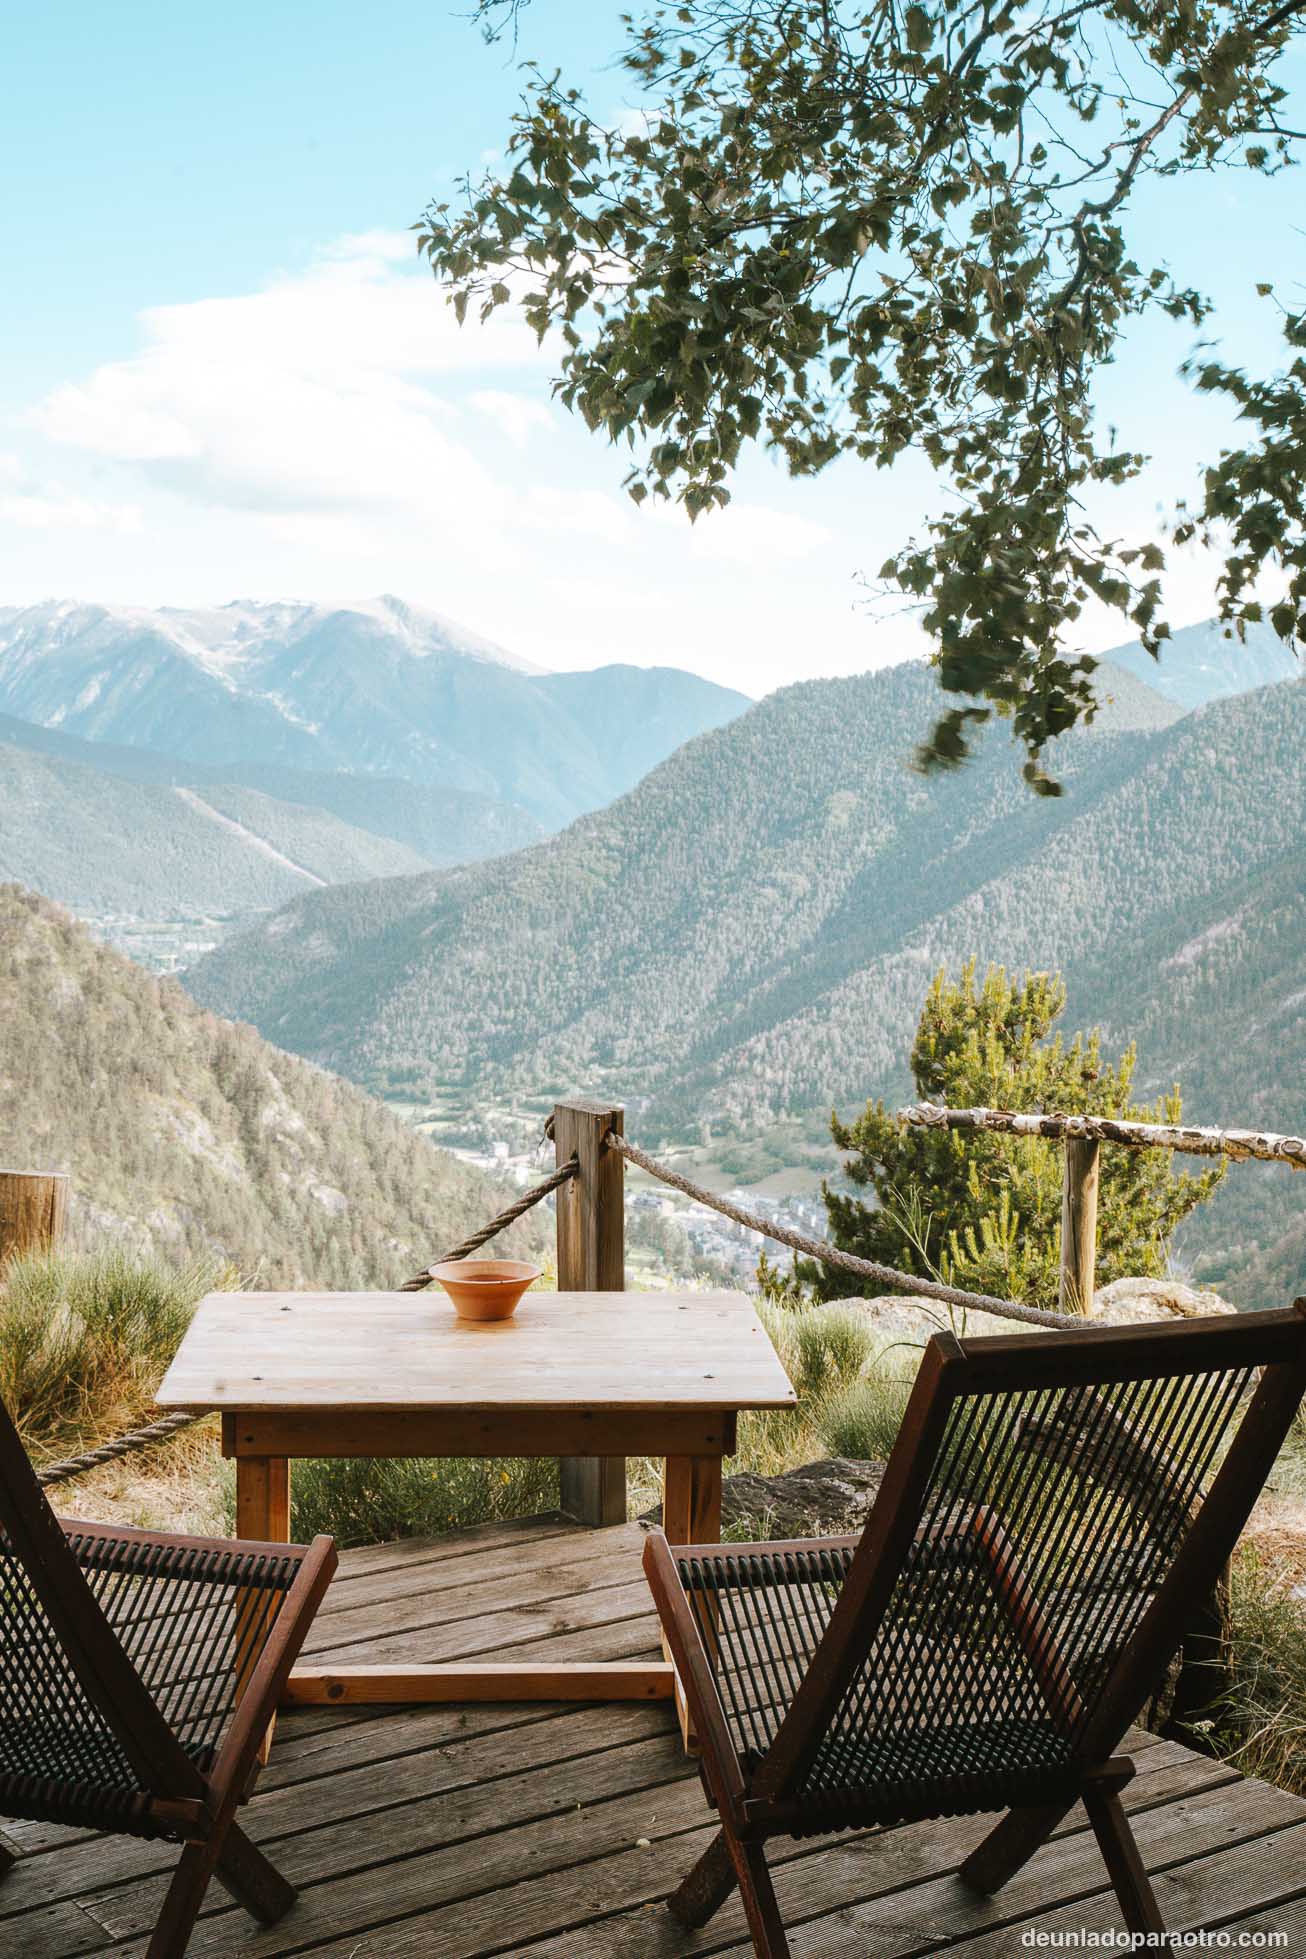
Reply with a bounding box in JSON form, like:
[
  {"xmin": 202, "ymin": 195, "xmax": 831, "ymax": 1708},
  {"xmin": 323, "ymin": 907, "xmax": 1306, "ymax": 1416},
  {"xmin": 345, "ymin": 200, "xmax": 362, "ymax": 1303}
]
[{"xmin": 156, "ymin": 1289, "xmax": 798, "ymax": 1415}]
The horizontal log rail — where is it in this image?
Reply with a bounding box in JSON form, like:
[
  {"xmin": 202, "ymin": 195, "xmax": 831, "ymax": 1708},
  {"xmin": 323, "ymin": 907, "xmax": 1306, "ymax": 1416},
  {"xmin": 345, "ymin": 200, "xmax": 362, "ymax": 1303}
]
[{"xmin": 899, "ymin": 1103, "xmax": 1306, "ymax": 1169}]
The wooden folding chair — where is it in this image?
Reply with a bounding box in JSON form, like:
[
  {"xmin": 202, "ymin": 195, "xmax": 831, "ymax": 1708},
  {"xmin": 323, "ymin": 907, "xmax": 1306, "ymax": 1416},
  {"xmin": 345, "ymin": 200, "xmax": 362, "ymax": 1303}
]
[
  {"xmin": 0, "ymin": 1391, "xmax": 337, "ymax": 1957},
  {"xmin": 645, "ymin": 1302, "xmax": 1306, "ymax": 1958}
]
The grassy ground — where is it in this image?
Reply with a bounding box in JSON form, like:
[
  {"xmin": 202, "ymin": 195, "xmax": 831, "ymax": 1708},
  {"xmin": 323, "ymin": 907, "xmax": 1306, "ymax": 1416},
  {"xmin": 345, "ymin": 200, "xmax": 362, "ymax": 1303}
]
[
  {"xmin": 0, "ymin": 1248, "xmax": 226, "ymax": 1458},
  {"xmin": 1216, "ymin": 1403, "xmax": 1306, "ymax": 1794}
]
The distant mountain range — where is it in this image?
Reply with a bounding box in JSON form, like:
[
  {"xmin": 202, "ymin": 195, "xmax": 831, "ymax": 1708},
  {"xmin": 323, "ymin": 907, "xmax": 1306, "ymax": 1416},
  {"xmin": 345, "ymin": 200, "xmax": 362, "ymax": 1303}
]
[
  {"xmin": 0, "ymin": 708, "xmax": 543, "ymax": 962},
  {"xmin": 0, "ymin": 885, "xmax": 548, "ymax": 1287},
  {"xmin": 0, "ymin": 733, "xmax": 428, "ymax": 923},
  {"xmin": 179, "ymin": 658, "xmax": 1186, "ymax": 1120},
  {"xmin": 1107, "ymin": 616, "xmax": 1298, "ymax": 710},
  {"xmin": 0, "ymin": 597, "xmax": 749, "ymax": 829},
  {"xmin": 185, "ymin": 651, "xmax": 1305, "ymax": 1302},
  {"xmin": 0, "ymin": 708, "xmax": 542, "ymax": 866}
]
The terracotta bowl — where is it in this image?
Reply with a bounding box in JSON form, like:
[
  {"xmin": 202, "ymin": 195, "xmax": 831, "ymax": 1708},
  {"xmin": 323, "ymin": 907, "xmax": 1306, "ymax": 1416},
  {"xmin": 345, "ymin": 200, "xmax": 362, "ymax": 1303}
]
[{"xmin": 430, "ymin": 1258, "xmax": 541, "ymax": 1322}]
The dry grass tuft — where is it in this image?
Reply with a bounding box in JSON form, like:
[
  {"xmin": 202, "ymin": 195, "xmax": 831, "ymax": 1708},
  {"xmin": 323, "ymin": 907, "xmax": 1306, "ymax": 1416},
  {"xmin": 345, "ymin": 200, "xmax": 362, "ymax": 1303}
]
[
  {"xmin": 0, "ymin": 1247, "xmax": 231, "ymax": 1459},
  {"xmin": 1214, "ymin": 1539, "xmax": 1306, "ymax": 1797},
  {"xmin": 53, "ymin": 1419, "xmax": 230, "ymax": 1536}
]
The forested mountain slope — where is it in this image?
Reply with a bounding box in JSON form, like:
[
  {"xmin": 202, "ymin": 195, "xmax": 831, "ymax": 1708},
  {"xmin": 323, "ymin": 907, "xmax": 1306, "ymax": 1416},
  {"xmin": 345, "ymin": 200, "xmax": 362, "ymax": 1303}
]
[
  {"xmin": 187, "ymin": 659, "xmax": 1183, "ymax": 1118},
  {"xmin": 0, "ymin": 597, "xmax": 749, "ymax": 828},
  {"xmin": 188, "ymin": 663, "xmax": 1306, "ymax": 1299},
  {"xmin": 0, "ymin": 887, "xmax": 545, "ymax": 1287},
  {"xmin": 0, "ymin": 740, "xmax": 432, "ymax": 920}
]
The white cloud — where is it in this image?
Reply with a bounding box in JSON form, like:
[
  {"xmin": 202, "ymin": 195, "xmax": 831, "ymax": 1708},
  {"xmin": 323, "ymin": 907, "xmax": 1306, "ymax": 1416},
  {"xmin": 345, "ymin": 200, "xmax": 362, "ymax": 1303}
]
[
  {"xmin": 7, "ymin": 233, "xmax": 910, "ymax": 692},
  {"xmin": 0, "ymin": 454, "xmax": 140, "ymax": 531},
  {"xmin": 651, "ymin": 496, "xmax": 830, "ymax": 567},
  {"xmin": 470, "ymin": 389, "xmax": 554, "ymax": 445},
  {"xmin": 29, "ymin": 237, "xmax": 592, "ymax": 546}
]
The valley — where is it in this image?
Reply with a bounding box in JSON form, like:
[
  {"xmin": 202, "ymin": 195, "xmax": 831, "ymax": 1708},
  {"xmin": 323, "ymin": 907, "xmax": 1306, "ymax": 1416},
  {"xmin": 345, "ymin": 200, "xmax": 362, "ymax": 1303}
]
[
  {"xmin": 188, "ymin": 647, "xmax": 1305, "ymax": 1304},
  {"xmin": 5, "ymin": 594, "xmax": 1301, "ymax": 1304}
]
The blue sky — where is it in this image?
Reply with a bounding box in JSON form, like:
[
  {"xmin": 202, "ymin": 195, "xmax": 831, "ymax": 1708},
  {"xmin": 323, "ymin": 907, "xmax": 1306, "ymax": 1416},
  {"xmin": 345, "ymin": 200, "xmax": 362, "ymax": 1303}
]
[{"xmin": 2, "ymin": 2, "xmax": 1301, "ymax": 693}]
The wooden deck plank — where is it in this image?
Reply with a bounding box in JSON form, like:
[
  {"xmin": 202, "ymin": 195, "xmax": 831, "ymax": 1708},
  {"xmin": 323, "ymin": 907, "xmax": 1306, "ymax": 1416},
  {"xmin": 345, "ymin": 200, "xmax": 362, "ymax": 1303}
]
[
  {"xmin": 313, "ymin": 1512, "xmax": 583, "ymax": 1584},
  {"xmin": 175, "ymin": 1768, "xmax": 1295, "ymax": 1959},
  {"xmin": 0, "ymin": 1704, "xmax": 675, "ymax": 1920},
  {"xmin": 301, "ymin": 1533, "xmax": 651, "ymax": 1652},
  {"xmin": 9, "ymin": 1517, "xmax": 1305, "ymax": 1959},
  {"xmin": 515, "ymin": 1741, "xmax": 1240, "ymax": 1958},
  {"xmin": 701, "ymin": 1779, "xmax": 1306, "ymax": 1959},
  {"xmin": 303, "ymin": 1578, "xmax": 661, "ymax": 1667},
  {"xmin": 74, "ymin": 1749, "xmax": 705, "ymax": 1954},
  {"xmin": 923, "ymin": 1816, "xmax": 1306, "ymax": 1958},
  {"xmin": 313, "ymin": 1518, "xmax": 646, "ymax": 1615}
]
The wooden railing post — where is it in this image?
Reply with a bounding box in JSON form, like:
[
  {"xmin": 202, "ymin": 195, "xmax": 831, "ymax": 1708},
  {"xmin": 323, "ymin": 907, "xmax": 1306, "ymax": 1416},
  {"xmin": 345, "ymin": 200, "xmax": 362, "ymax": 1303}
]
[
  {"xmin": 0, "ymin": 1171, "xmax": 68, "ymax": 1266},
  {"xmin": 1058, "ymin": 1138, "xmax": 1100, "ymax": 1314},
  {"xmin": 553, "ymin": 1099, "xmax": 626, "ymax": 1527}
]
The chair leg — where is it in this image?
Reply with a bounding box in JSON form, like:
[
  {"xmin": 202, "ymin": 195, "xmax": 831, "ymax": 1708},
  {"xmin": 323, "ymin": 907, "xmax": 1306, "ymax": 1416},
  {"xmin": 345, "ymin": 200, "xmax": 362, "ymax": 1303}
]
[
  {"xmin": 149, "ymin": 1842, "xmax": 221, "ymax": 1959},
  {"xmin": 215, "ymin": 1820, "xmax": 297, "ymax": 1923},
  {"xmin": 1083, "ymin": 1786, "xmax": 1167, "ymax": 1939},
  {"xmin": 960, "ymin": 1795, "xmax": 1077, "ymax": 1894},
  {"xmin": 668, "ymin": 1828, "xmax": 738, "ymax": 1927},
  {"xmin": 148, "ymin": 1822, "xmax": 296, "ymax": 1958},
  {"xmin": 669, "ymin": 1822, "xmax": 790, "ymax": 1958},
  {"xmin": 729, "ymin": 1836, "xmax": 791, "ymax": 1959}
]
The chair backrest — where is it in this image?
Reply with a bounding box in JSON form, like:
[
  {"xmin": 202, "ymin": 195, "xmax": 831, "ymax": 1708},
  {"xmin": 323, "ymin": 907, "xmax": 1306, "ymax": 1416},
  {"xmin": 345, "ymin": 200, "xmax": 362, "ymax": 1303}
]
[
  {"xmin": 0, "ymin": 1392, "xmax": 205, "ymax": 1801},
  {"xmin": 758, "ymin": 1302, "xmax": 1306, "ymax": 1803}
]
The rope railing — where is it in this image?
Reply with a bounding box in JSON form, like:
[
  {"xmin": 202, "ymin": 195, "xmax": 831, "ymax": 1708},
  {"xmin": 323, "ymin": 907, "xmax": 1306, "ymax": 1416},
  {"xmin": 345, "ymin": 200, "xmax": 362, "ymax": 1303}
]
[
  {"xmin": 38, "ymin": 1411, "xmax": 208, "ymax": 1490},
  {"xmin": 399, "ymin": 1156, "xmax": 579, "ymax": 1292},
  {"xmin": 605, "ymin": 1131, "xmax": 1072, "ymax": 1331},
  {"xmin": 899, "ymin": 1102, "xmax": 1306, "ymax": 1168}
]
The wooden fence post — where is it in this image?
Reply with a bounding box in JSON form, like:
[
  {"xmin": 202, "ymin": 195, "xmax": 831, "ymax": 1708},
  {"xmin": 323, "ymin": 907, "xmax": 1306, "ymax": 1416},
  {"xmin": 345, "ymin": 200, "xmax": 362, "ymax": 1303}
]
[
  {"xmin": 1058, "ymin": 1138, "xmax": 1100, "ymax": 1314},
  {"xmin": 0, "ymin": 1171, "xmax": 68, "ymax": 1266},
  {"xmin": 553, "ymin": 1099, "xmax": 627, "ymax": 1527}
]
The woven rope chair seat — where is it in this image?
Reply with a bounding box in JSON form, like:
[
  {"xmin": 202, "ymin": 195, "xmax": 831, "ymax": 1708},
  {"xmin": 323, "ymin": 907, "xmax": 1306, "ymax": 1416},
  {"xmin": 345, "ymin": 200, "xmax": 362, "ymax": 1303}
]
[
  {"xmin": 776, "ymin": 1719, "xmax": 1079, "ymax": 1831},
  {"xmin": 0, "ymin": 1529, "xmax": 301, "ymax": 1833},
  {"xmin": 0, "ymin": 1728, "xmax": 217, "ymax": 1834},
  {"xmin": 645, "ymin": 1310, "xmax": 1306, "ymax": 1959},
  {"xmin": 678, "ymin": 1541, "xmax": 1082, "ymax": 1811}
]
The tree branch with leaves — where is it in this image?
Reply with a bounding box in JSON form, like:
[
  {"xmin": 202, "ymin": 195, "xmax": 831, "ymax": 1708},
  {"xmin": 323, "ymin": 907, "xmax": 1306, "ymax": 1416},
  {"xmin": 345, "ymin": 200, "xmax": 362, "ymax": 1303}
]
[{"xmin": 418, "ymin": 0, "xmax": 1305, "ymax": 788}]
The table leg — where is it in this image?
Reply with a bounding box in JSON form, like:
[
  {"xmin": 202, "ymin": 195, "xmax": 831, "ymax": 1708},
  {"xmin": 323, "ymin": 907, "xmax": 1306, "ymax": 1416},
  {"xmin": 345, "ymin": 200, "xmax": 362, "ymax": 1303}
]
[
  {"xmin": 662, "ymin": 1455, "xmax": 723, "ymax": 1752},
  {"xmin": 235, "ymin": 1455, "xmax": 290, "ymax": 1763}
]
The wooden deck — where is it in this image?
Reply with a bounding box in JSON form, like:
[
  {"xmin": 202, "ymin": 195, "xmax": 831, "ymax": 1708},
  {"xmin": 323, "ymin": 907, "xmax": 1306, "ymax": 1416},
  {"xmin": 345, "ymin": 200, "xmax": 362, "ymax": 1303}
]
[{"xmin": 5, "ymin": 1514, "xmax": 1306, "ymax": 1957}]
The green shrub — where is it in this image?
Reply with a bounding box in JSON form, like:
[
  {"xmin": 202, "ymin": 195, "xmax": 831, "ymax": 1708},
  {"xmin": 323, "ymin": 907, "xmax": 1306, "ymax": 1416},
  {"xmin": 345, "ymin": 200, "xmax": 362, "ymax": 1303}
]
[
  {"xmin": 0, "ymin": 1248, "xmax": 221, "ymax": 1452},
  {"xmin": 790, "ymin": 1305, "xmax": 877, "ymax": 1402},
  {"xmin": 817, "ymin": 1370, "xmax": 914, "ymax": 1462},
  {"xmin": 284, "ymin": 1455, "xmax": 560, "ymax": 1550},
  {"xmin": 814, "ymin": 965, "xmax": 1222, "ymax": 1314}
]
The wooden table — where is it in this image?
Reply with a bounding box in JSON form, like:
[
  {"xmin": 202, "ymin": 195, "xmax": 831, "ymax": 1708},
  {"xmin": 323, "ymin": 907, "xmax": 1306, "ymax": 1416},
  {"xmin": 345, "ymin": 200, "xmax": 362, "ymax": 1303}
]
[{"xmin": 156, "ymin": 1287, "xmax": 796, "ymax": 1735}]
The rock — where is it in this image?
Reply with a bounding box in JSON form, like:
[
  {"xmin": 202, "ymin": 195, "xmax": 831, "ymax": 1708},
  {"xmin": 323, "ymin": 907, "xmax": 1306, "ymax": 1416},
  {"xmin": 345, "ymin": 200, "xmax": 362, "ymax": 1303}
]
[
  {"xmin": 643, "ymin": 1456, "xmax": 886, "ymax": 1539},
  {"xmin": 1088, "ymin": 1277, "xmax": 1237, "ymax": 1324},
  {"xmin": 816, "ymin": 1278, "xmax": 1238, "ymax": 1345},
  {"xmin": 827, "ymin": 1296, "xmax": 1015, "ymax": 1344}
]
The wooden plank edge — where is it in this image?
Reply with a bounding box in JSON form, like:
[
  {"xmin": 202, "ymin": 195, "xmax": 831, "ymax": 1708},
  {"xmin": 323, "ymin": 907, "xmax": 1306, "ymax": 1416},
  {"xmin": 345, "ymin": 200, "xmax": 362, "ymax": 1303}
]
[{"xmin": 284, "ymin": 1662, "xmax": 677, "ymax": 1705}]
